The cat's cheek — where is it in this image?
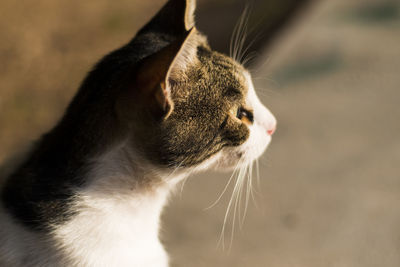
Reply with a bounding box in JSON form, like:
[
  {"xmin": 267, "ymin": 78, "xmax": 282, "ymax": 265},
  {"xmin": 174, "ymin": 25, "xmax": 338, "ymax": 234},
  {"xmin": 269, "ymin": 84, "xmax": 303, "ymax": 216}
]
[{"xmin": 240, "ymin": 123, "xmax": 271, "ymax": 162}]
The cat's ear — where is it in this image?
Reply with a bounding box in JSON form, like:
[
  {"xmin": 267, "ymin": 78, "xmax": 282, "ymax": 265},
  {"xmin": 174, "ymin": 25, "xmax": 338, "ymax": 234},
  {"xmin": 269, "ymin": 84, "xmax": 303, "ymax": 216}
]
[
  {"xmin": 133, "ymin": 28, "xmax": 198, "ymax": 120},
  {"xmin": 138, "ymin": 0, "xmax": 196, "ymax": 36}
]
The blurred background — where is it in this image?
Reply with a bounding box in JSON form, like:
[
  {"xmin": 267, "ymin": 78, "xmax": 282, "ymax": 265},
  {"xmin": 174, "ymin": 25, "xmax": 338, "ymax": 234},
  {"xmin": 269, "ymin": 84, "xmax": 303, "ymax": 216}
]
[{"xmin": 1, "ymin": 0, "xmax": 399, "ymax": 266}]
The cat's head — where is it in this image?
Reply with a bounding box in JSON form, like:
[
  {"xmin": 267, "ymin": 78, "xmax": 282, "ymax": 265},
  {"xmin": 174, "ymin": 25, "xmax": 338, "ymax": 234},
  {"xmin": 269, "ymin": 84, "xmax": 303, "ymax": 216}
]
[{"xmin": 69, "ymin": 0, "xmax": 276, "ymax": 173}]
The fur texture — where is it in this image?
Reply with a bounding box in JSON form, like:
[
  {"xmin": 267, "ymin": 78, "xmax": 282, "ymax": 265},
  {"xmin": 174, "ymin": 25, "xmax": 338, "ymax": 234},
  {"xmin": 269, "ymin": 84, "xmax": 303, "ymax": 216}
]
[{"xmin": 0, "ymin": 0, "xmax": 276, "ymax": 266}]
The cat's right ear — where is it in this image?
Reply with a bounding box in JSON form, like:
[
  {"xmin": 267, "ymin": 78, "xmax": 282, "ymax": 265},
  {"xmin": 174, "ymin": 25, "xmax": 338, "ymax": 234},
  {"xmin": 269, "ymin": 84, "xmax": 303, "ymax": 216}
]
[{"xmin": 137, "ymin": 0, "xmax": 196, "ymax": 36}]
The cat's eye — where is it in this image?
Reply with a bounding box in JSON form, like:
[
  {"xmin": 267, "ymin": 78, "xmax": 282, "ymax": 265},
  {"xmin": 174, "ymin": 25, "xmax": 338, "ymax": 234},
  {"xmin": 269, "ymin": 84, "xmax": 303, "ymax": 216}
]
[{"xmin": 236, "ymin": 107, "xmax": 254, "ymax": 124}]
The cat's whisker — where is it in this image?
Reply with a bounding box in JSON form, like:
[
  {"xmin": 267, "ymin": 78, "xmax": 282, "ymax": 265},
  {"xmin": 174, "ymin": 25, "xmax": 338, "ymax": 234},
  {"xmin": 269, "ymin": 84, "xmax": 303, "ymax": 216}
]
[
  {"xmin": 227, "ymin": 163, "xmax": 247, "ymax": 249},
  {"xmin": 232, "ymin": 19, "xmax": 241, "ymax": 60},
  {"xmin": 254, "ymin": 90, "xmax": 272, "ymax": 98},
  {"xmin": 239, "ymin": 30, "xmax": 260, "ymax": 65},
  {"xmin": 179, "ymin": 175, "xmax": 190, "ymax": 197},
  {"xmin": 218, "ymin": 159, "xmax": 245, "ymax": 249},
  {"xmin": 164, "ymin": 160, "xmax": 185, "ymax": 181},
  {"xmin": 252, "ymin": 76, "xmax": 275, "ymax": 82},
  {"xmin": 242, "ymin": 51, "xmax": 258, "ymax": 68},
  {"xmin": 235, "ymin": 8, "xmax": 248, "ymax": 61},
  {"xmin": 252, "ymin": 56, "xmax": 272, "ymax": 74},
  {"xmin": 237, "ymin": 8, "xmax": 251, "ymax": 64},
  {"xmin": 255, "ymin": 85, "xmax": 281, "ymax": 95},
  {"xmin": 240, "ymin": 28, "xmax": 265, "ymax": 66},
  {"xmin": 255, "ymin": 158, "xmax": 261, "ymax": 189},
  {"xmin": 247, "ymin": 161, "xmax": 254, "ymax": 208},
  {"xmin": 229, "ymin": 10, "xmax": 239, "ymax": 59},
  {"xmin": 252, "ymin": 75, "xmax": 280, "ymax": 89},
  {"xmin": 205, "ymin": 161, "xmax": 242, "ymax": 210},
  {"xmin": 219, "ymin": 155, "xmax": 266, "ymax": 249},
  {"xmin": 258, "ymin": 153, "xmax": 268, "ymax": 164},
  {"xmin": 231, "ymin": 5, "xmax": 250, "ymax": 62},
  {"xmin": 255, "ymin": 87, "xmax": 277, "ymax": 96},
  {"xmin": 235, "ymin": 164, "xmax": 246, "ymax": 230},
  {"xmin": 238, "ymin": 18, "xmax": 248, "ymax": 63},
  {"xmin": 236, "ymin": 5, "xmax": 270, "ymax": 67},
  {"xmin": 249, "ymin": 160, "xmax": 260, "ymax": 209},
  {"xmin": 239, "ymin": 163, "xmax": 249, "ymax": 228},
  {"xmin": 230, "ymin": 9, "xmax": 240, "ymax": 59},
  {"xmin": 240, "ymin": 161, "xmax": 254, "ymax": 227}
]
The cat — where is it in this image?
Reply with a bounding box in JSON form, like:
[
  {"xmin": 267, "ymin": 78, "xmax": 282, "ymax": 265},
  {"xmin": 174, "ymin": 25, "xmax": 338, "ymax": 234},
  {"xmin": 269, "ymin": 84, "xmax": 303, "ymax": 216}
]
[{"xmin": 0, "ymin": 0, "xmax": 276, "ymax": 266}]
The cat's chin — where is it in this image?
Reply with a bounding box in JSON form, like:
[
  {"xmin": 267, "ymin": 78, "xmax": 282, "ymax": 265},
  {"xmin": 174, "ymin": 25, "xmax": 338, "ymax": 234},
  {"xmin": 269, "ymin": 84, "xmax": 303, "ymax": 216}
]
[
  {"xmin": 195, "ymin": 144, "xmax": 269, "ymax": 173},
  {"xmin": 216, "ymin": 137, "xmax": 271, "ymax": 171}
]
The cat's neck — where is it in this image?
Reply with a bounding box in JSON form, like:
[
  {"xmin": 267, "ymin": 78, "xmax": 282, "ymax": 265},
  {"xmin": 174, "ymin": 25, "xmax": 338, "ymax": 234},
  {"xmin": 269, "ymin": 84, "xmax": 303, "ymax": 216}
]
[
  {"xmin": 52, "ymin": 141, "xmax": 184, "ymax": 266},
  {"xmin": 76, "ymin": 139, "xmax": 184, "ymax": 210}
]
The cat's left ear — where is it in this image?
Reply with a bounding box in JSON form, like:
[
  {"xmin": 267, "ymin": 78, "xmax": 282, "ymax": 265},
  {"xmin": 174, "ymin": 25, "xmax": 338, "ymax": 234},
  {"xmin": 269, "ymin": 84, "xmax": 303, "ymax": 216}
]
[
  {"xmin": 137, "ymin": 0, "xmax": 196, "ymax": 36},
  {"xmin": 132, "ymin": 28, "xmax": 198, "ymax": 120}
]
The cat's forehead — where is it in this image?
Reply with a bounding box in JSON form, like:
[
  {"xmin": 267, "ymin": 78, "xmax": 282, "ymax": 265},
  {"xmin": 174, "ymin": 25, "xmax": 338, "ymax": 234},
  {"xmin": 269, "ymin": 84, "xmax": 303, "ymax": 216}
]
[{"xmin": 197, "ymin": 47, "xmax": 250, "ymax": 95}]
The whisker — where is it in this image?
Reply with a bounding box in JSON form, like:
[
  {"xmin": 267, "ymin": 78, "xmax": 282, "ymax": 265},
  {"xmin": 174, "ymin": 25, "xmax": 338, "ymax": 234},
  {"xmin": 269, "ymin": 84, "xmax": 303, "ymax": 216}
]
[
  {"xmin": 239, "ymin": 29, "xmax": 258, "ymax": 64},
  {"xmin": 233, "ymin": 4, "xmax": 271, "ymax": 67},
  {"xmin": 229, "ymin": 15, "xmax": 237, "ymax": 58},
  {"xmin": 237, "ymin": 7, "xmax": 251, "ymax": 63},
  {"xmin": 227, "ymin": 163, "xmax": 247, "ymax": 249},
  {"xmin": 179, "ymin": 175, "xmax": 190, "ymax": 197},
  {"xmin": 242, "ymin": 51, "xmax": 258, "ymax": 68},
  {"xmin": 253, "ymin": 90, "xmax": 273, "ymax": 98},
  {"xmin": 230, "ymin": 8, "xmax": 240, "ymax": 59},
  {"xmin": 255, "ymin": 158, "xmax": 261, "ymax": 188},
  {"xmin": 215, "ymin": 156, "xmax": 267, "ymax": 248},
  {"xmin": 251, "ymin": 57, "xmax": 273, "ymax": 76},
  {"xmin": 252, "ymin": 76, "xmax": 278, "ymax": 84},
  {"xmin": 231, "ymin": 5, "xmax": 250, "ymax": 62},
  {"xmin": 236, "ymin": 7, "xmax": 249, "ymax": 61},
  {"xmin": 164, "ymin": 159, "xmax": 186, "ymax": 181},
  {"xmin": 249, "ymin": 160, "xmax": 260, "ymax": 209},
  {"xmin": 254, "ymin": 84, "xmax": 279, "ymax": 92},
  {"xmin": 239, "ymin": 163, "xmax": 251, "ymax": 228},
  {"xmin": 236, "ymin": 164, "xmax": 246, "ymax": 230},
  {"xmin": 218, "ymin": 159, "xmax": 245, "ymax": 249},
  {"xmin": 205, "ymin": 161, "xmax": 241, "ymax": 210}
]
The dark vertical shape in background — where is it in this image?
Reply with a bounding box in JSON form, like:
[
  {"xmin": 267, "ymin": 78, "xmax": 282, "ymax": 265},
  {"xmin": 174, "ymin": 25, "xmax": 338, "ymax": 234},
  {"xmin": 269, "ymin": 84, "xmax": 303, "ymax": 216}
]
[{"xmin": 196, "ymin": 0, "xmax": 312, "ymax": 63}]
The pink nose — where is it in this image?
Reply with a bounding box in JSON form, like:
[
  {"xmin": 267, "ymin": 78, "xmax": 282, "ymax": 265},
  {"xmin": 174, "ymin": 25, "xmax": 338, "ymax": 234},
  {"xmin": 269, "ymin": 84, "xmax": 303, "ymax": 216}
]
[{"xmin": 267, "ymin": 127, "xmax": 276, "ymax": 136}]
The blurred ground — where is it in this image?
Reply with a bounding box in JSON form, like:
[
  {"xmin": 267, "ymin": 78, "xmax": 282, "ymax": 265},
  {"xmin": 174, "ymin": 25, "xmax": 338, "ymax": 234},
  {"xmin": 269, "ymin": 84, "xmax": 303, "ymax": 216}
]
[{"xmin": 1, "ymin": 0, "xmax": 400, "ymax": 267}]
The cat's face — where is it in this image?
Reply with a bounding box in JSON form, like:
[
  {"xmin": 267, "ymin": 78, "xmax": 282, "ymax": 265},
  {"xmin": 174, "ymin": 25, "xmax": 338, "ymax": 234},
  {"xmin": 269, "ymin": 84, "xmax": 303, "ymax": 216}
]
[
  {"xmin": 118, "ymin": 0, "xmax": 276, "ymax": 171},
  {"xmin": 136, "ymin": 42, "xmax": 276, "ymax": 171}
]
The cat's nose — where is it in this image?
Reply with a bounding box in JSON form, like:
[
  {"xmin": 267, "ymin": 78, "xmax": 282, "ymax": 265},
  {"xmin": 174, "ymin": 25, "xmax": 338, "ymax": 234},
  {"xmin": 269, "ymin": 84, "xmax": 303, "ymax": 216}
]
[
  {"xmin": 267, "ymin": 128, "xmax": 276, "ymax": 135},
  {"xmin": 266, "ymin": 121, "xmax": 276, "ymax": 136},
  {"xmin": 267, "ymin": 126, "xmax": 276, "ymax": 136}
]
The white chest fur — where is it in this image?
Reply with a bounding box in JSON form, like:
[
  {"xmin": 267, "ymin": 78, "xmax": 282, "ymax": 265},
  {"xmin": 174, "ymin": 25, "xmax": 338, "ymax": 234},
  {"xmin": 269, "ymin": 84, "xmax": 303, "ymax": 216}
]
[{"xmin": 52, "ymin": 185, "xmax": 170, "ymax": 267}]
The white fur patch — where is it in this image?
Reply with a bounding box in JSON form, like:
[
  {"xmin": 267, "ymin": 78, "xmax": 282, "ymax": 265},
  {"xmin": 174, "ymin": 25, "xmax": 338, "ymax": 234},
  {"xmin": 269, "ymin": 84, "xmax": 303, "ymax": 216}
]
[
  {"xmin": 50, "ymin": 145, "xmax": 174, "ymax": 267},
  {"xmin": 242, "ymin": 71, "xmax": 277, "ymax": 161}
]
